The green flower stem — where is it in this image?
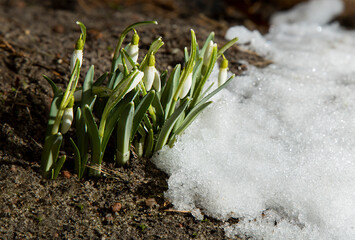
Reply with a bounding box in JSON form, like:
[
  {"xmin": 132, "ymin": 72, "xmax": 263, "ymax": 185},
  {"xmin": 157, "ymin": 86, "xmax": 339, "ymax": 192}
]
[
  {"xmin": 173, "ymin": 30, "xmax": 197, "ymax": 102},
  {"xmin": 111, "ymin": 21, "xmax": 157, "ymax": 74},
  {"xmin": 217, "ymin": 37, "xmax": 238, "ymax": 57},
  {"xmin": 51, "ymin": 60, "xmax": 81, "ymax": 134}
]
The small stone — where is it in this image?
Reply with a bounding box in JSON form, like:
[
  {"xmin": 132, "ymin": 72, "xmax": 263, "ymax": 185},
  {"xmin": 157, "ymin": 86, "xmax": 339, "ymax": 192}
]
[
  {"xmin": 62, "ymin": 170, "xmax": 71, "ymax": 179},
  {"xmin": 111, "ymin": 202, "xmax": 122, "ymax": 212}
]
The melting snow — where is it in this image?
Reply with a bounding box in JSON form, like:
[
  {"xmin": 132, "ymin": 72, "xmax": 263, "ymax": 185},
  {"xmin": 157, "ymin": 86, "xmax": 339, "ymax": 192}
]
[{"xmin": 153, "ymin": 0, "xmax": 355, "ymax": 239}]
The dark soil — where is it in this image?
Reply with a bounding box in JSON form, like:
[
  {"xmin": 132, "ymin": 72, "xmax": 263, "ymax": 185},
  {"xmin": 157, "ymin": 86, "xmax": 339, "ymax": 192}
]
[{"xmin": 0, "ymin": 0, "xmax": 288, "ymax": 239}]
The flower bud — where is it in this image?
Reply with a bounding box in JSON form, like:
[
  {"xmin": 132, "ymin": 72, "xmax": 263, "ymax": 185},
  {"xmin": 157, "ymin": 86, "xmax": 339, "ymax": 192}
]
[
  {"xmin": 203, "ymin": 40, "xmax": 214, "ymax": 66},
  {"xmin": 218, "ymin": 56, "xmax": 228, "ymax": 87},
  {"xmin": 61, "ymin": 96, "xmax": 74, "ymax": 134},
  {"xmin": 61, "ymin": 107, "xmax": 74, "ymax": 134},
  {"xmin": 70, "ymin": 49, "xmax": 83, "ymax": 73},
  {"xmin": 127, "ymin": 30, "xmax": 139, "ymax": 62},
  {"xmin": 143, "ymin": 54, "xmax": 156, "ymax": 91},
  {"xmin": 179, "ymin": 72, "xmax": 192, "ymax": 99}
]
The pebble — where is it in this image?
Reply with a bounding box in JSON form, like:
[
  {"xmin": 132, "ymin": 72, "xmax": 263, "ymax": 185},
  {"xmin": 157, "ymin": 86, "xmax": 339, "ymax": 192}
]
[
  {"xmin": 62, "ymin": 170, "xmax": 71, "ymax": 179},
  {"xmin": 111, "ymin": 202, "xmax": 122, "ymax": 212}
]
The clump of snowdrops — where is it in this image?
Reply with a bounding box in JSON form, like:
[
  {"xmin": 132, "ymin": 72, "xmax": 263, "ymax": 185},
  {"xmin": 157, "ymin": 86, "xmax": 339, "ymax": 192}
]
[{"xmin": 41, "ymin": 21, "xmax": 238, "ymax": 179}]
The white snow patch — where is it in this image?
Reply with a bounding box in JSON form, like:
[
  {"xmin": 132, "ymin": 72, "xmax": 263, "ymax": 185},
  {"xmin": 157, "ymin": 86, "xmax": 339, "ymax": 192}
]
[
  {"xmin": 271, "ymin": 0, "xmax": 343, "ymax": 25},
  {"xmin": 153, "ymin": 0, "xmax": 355, "ymax": 239}
]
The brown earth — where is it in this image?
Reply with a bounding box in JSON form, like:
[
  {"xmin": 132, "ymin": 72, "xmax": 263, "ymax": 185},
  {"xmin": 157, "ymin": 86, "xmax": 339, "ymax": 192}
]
[{"xmin": 0, "ymin": 0, "xmax": 350, "ymax": 239}]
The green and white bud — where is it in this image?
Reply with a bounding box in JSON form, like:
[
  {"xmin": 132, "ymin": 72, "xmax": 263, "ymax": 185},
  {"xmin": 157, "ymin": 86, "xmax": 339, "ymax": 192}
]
[
  {"xmin": 61, "ymin": 96, "xmax": 74, "ymax": 134},
  {"xmin": 143, "ymin": 54, "xmax": 156, "ymax": 91},
  {"xmin": 127, "ymin": 30, "xmax": 139, "ymax": 62},
  {"xmin": 70, "ymin": 38, "xmax": 84, "ymax": 73},
  {"xmin": 203, "ymin": 40, "xmax": 216, "ymax": 67},
  {"xmin": 118, "ymin": 30, "xmax": 140, "ymax": 73},
  {"xmin": 179, "ymin": 72, "xmax": 192, "ymax": 99},
  {"xmin": 127, "ymin": 70, "xmax": 144, "ymax": 93},
  {"xmin": 218, "ymin": 56, "xmax": 228, "ymax": 87}
]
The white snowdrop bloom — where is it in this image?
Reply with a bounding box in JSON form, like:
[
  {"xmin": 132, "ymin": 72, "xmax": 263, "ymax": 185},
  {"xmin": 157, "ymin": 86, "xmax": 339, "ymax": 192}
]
[
  {"xmin": 203, "ymin": 40, "xmax": 217, "ymax": 67},
  {"xmin": 61, "ymin": 107, "xmax": 74, "ymax": 134},
  {"xmin": 127, "ymin": 42, "xmax": 139, "ymax": 62},
  {"xmin": 118, "ymin": 30, "xmax": 140, "ymax": 73},
  {"xmin": 128, "ymin": 30, "xmax": 139, "ymax": 62},
  {"xmin": 179, "ymin": 72, "xmax": 192, "ymax": 98},
  {"xmin": 70, "ymin": 49, "xmax": 83, "ymax": 73},
  {"xmin": 143, "ymin": 54, "xmax": 156, "ymax": 91},
  {"xmin": 143, "ymin": 65, "xmax": 155, "ymax": 90},
  {"xmin": 218, "ymin": 57, "xmax": 228, "ymax": 87}
]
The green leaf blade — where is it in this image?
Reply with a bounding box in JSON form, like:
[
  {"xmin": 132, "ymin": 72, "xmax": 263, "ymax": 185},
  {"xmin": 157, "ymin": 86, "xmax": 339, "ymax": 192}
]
[
  {"xmin": 132, "ymin": 91, "xmax": 155, "ymax": 138},
  {"xmin": 83, "ymin": 105, "xmax": 101, "ymax": 166},
  {"xmin": 155, "ymin": 99, "xmax": 190, "ymax": 152},
  {"xmin": 116, "ymin": 102, "xmax": 135, "ymax": 166}
]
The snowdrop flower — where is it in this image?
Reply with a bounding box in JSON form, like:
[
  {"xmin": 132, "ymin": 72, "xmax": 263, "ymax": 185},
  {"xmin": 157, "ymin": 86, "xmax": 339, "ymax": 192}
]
[
  {"xmin": 203, "ymin": 40, "xmax": 217, "ymax": 67},
  {"xmin": 70, "ymin": 34, "xmax": 84, "ymax": 73},
  {"xmin": 118, "ymin": 30, "xmax": 139, "ymax": 72},
  {"xmin": 218, "ymin": 55, "xmax": 228, "ymax": 87},
  {"xmin": 127, "ymin": 30, "xmax": 139, "ymax": 62},
  {"xmin": 61, "ymin": 96, "xmax": 74, "ymax": 134},
  {"xmin": 179, "ymin": 71, "xmax": 192, "ymax": 98},
  {"xmin": 127, "ymin": 70, "xmax": 144, "ymax": 93},
  {"xmin": 143, "ymin": 54, "xmax": 156, "ymax": 91}
]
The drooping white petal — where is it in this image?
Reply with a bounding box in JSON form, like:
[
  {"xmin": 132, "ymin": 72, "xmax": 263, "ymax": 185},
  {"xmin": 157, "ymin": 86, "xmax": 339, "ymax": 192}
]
[
  {"xmin": 70, "ymin": 49, "xmax": 83, "ymax": 73},
  {"xmin": 143, "ymin": 65, "xmax": 155, "ymax": 91},
  {"xmin": 153, "ymin": 69, "xmax": 161, "ymax": 92},
  {"xmin": 127, "ymin": 43, "xmax": 139, "ymax": 62},
  {"xmin": 218, "ymin": 68, "xmax": 228, "ymax": 87},
  {"xmin": 179, "ymin": 72, "xmax": 192, "ymax": 99},
  {"xmin": 127, "ymin": 71, "xmax": 144, "ymax": 93},
  {"xmin": 61, "ymin": 107, "xmax": 74, "ymax": 134}
]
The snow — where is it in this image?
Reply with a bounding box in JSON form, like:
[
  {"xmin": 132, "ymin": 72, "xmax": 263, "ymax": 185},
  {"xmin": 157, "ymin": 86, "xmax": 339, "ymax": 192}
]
[{"xmin": 152, "ymin": 0, "xmax": 355, "ymax": 239}]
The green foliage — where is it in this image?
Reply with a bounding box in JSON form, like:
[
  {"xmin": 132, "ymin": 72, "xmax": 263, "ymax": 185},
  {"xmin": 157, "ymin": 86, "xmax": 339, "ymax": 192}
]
[{"xmin": 40, "ymin": 21, "xmax": 238, "ymax": 179}]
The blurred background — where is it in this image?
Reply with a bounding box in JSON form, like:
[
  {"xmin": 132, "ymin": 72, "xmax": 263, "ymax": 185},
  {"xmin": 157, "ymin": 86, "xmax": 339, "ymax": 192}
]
[{"xmin": 3, "ymin": 0, "xmax": 355, "ymax": 31}]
